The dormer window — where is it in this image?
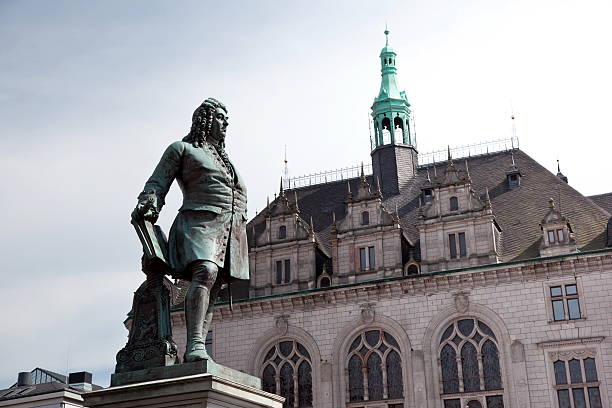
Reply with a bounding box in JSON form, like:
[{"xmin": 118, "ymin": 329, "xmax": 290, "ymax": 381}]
[
  {"xmin": 546, "ymin": 228, "xmax": 566, "ymax": 245},
  {"xmin": 508, "ymin": 173, "xmax": 520, "ymax": 189},
  {"xmin": 423, "ymin": 189, "xmax": 433, "ymax": 203},
  {"xmin": 361, "ymin": 211, "xmax": 370, "ymax": 225},
  {"xmin": 449, "ymin": 196, "xmax": 459, "ymax": 211},
  {"xmin": 278, "ymin": 225, "xmax": 287, "ymax": 239}
]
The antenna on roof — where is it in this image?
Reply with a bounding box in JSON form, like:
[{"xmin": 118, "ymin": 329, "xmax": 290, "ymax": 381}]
[
  {"xmin": 510, "ymin": 102, "xmax": 517, "ymax": 148},
  {"xmin": 283, "ymin": 145, "xmax": 289, "ymax": 186}
]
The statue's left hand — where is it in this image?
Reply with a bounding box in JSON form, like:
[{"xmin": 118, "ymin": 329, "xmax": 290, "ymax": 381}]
[{"xmin": 132, "ymin": 194, "xmax": 160, "ymax": 223}]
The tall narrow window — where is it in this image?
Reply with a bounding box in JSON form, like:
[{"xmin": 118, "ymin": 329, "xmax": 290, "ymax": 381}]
[
  {"xmin": 449, "ymin": 234, "xmax": 457, "ymax": 259},
  {"xmin": 360, "ymin": 248, "xmax": 367, "ymax": 271},
  {"xmin": 548, "ymin": 230, "xmax": 556, "ymax": 244},
  {"xmin": 284, "ymin": 259, "xmax": 291, "ymax": 283},
  {"xmin": 450, "ymin": 196, "xmax": 459, "ymax": 211},
  {"xmin": 275, "ymin": 259, "xmax": 291, "ymax": 284},
  {"xmin": 458, "ymin": 232, "xmax": 467, "ymax": 257},
  {"xmin": 439, "ymin": 319, "xmax": 504, "ymax": 407},
  {"xmin": 347, "ymin": 329, "xmax": 403, "ymax": 403},
  {"xmin": 276, "ymin": 261, "xmax": 283, "ymax": 284},
  {"xmin": 278, "ymin": 225, "xmax": 287, "ymax": 239},
  {"xmin": 261, "ymin": 341, "xmax": 313, "ymax": 407},
  {"xmin": 362, "ymin": 211, "xmax": 370, "ymax": 225},
  {"xmin": 359, "ymin": 247, "xmax": 376, "ymax": 271},
  {"xmin": 449, "ymin": 233, "xmax": 467, "ymax": 259}
]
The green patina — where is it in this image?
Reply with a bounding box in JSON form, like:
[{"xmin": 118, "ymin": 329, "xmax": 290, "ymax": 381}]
[
  {"xmin": 168, "ymin": 247, "xmax": 612, "ymax": 312},
  {"xmin": 371, "ymin": 28, "xmax": 413, "ymax": 148}
]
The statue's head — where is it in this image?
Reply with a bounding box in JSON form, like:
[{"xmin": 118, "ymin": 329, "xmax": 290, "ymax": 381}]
[{"xmin": 183, "ymin": 97, "xmax": 228, "ymax": 148}]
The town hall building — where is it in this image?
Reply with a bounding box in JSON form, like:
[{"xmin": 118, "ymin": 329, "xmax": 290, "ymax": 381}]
[{"xmin": 161, "ymin": 30, "xmax": 612, "ymax": 408}]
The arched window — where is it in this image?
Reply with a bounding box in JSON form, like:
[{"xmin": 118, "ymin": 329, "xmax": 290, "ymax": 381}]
[
  {"xmin": 361, "ymin": 211, "xmax": 370, "ymax": 225},
  {"xmin": 381, "ymin": 117, "xmax": 392, "ymax": 144},
  {"xmin": 347, "ymin": 329, "xmax": 403, "ymax": 403},
  {"xmin": 404, "ymin": 263, "xmax": 419, "ymax": 276},
  {"xmin": 439, "ymin": 319, "xmax": 504, "ymax": 407},
  {"xmin": 261, "ymin": 340, "xmax": 313, "ymax": 408},
  {"xmin": 278, "ymin": 225, "xmax": 287, "ymax": 239},
  {"xmin": 393, "ymin": 117, "xmax": 404, "ymax": 142},
  {"xmin": 449, "ymin": 196, "xmax": 459, "ymax": 211}
]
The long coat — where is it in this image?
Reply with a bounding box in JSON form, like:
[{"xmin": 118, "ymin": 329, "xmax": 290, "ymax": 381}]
[{"xmin": 141, "ymin": 140, "xmax": 248, "ymax": 280}]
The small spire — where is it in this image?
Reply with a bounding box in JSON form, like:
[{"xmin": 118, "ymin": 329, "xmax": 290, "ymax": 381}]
[
  {"xmin": 447, "ymin": 145, "xmax": 453, "ymax": 164},
  {"xmin": 279, "ymin": 177, "xmax": 285, "ymax": 197},
  {"xmin": 360, "ymin": 161, "xmax": 365, "ymax": 179},
  {"xmin": 294, "ymin": 191, "xmax": 300, "ymax": 212},
  {"xmin": 464, "ymin": 159, "xmax": 471, "ymax": 180},
  {"xmin": 266, "ymin": 196, "xmax": 270, "ymax": 208},
  {"xmin": 557, "ymin": 159, "xmax": 561, "ymax": 173},
  {"xmin": 511, "ymin": 151, "xmax": 516, "ymax": 167},
  {"xmin": 549, "ymin": 198, "xmax": 556, "ymax": 209},
  {"xmin": 376, "ymin": 176, "xmax": 383, "ymax": 196},
  {"xmin": 310, "ymin": 215, "xmax": 315, "ymax": 231},
  {"xmin": 347, "ymin": 181, "xmax": 352, "ymax": 198},
  {"xmin": 426, "ymin": 168, "xmax": 431, "ymax": 182}
]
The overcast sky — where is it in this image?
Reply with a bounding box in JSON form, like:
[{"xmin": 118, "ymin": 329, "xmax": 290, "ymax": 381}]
[{"xmin": 1, "ymin": 0, "xmax": 611, "ymax": 388}]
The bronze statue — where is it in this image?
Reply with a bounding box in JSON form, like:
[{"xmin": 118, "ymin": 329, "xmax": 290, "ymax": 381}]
[{"xmin": 132, "ymin": 98, "xmax": 248, "ymax": 363}]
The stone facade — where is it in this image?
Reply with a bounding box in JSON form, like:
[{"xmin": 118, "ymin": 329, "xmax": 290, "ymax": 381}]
[{"xmin": 169, "ymin": 249, "xmax": 612, "ymax": 408}]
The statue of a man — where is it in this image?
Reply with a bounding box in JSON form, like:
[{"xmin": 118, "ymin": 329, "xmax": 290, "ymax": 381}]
[{"xmin": 132, "ymin": 97, "xmax": 248, "ymax": 362}]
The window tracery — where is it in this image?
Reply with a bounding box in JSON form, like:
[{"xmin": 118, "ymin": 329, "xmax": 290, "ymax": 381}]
[
  {"xmin": 439, "ymin": 319, "xmax": 504, "ymax": 408},
  {"xmin": 346, "ymin": 329, "xmax": 404, "ymax": 404},
  {"xmin": 261, "ymin": 340, "xmax": 313, "ymax": 408}
]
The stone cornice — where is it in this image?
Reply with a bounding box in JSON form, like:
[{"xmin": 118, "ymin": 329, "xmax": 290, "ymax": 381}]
[
  {"xmin": 537, "ymin": 336, "xmax": 605, "ymax": 349},
  {"xmin": 170, "ymin": 249, "xmax": 612, "ymax": 321}
]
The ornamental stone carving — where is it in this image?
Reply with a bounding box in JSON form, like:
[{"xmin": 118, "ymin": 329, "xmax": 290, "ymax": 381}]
[
  {"xmin": 360, "ymin": 303, "xmax": 376, "ymax": 323},
  {"xmin": 453, "ymin": 291, "xmax": 469, "ymax": 313},
  {"xmin": 275, "ymin": 314, "xmax": 289, "ymax": 336}
]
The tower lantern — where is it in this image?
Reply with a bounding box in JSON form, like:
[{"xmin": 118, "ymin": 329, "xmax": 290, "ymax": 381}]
[
  {"xmin": 370, "ymin": 29, "xmax": 418, "ymax": 197},
  {"xmin": 371, "ymin": 29, "xmax": 413, "ymax": 147}
]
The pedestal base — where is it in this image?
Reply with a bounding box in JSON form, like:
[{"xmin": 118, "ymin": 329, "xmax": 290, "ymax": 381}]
[
  {"xmin": 84, "ymin": 373, "xmax": 283, "ymax": 408},
  {"xmin": 111, "ymin": 360, "xmax": 260, "ymax": 388}
]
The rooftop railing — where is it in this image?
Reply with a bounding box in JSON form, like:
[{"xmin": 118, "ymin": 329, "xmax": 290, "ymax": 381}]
[{"xmin": 283, "ymin": 137, "xmax": 519, "ymax": 189}]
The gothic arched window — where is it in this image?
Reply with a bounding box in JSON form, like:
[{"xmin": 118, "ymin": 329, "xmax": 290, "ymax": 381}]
[
  {"xmin": 261, "ymin": 340, "xmax": 313, "ymax": 408},
  {"xmin": 278, "ymin": 225, "xmax": 287, "ymax": 239},
  {"xmin": 439, "ymin": 319, "xmax": 504, "ymax": 408},
  {"xmin": 347, "ymin": 329, "xmax": 404, "ymax": 403}
]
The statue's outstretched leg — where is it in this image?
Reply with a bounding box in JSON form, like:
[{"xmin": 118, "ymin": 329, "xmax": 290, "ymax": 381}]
[{"xmin": 184, "ymin": 260, "xmax": 218, "ymax": 362}]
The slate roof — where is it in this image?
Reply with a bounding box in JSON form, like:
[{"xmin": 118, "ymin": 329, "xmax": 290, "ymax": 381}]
[
  {"xmin": 589, "ymin": 192, "xmax": 612, "ymax": 214},
  {"xmin": 248, "ymin": 149, "xmax": 610, "ymax": 262}
]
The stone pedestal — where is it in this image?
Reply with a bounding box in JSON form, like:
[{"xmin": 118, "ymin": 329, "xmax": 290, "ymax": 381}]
[{"xmin": 84, "ymin": 372, "xmax": 283, "ymax": 408}]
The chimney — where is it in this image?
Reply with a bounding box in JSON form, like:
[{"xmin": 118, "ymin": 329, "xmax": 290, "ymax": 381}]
[
  {"xmin": 17, "ymin": 372, "xmax": 32, "ymax": 387},
  {"xmin": 68, "ymin": 371, "xmax": 93, "ymax": 391}
]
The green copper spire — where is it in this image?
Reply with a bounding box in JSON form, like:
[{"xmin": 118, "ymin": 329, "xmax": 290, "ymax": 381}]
[{"xmin": 371, "ymin": 28, "xmax": 413, "ymax": 149}]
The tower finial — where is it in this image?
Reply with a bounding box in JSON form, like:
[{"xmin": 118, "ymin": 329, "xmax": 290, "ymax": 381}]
[
  {"xmin": 279, "ymin": 177, "xmax": 285, "ymax": 197},
  {"xmin": 294, "ymin": 191, "xmax": 300, "ymax": 212},
  {"xmin": 557, "ymin": 159, "xmax": 561, "ymax": 173},
  {"xmin": 384, "ymin": 23, "xmax": 389, "ymax": 46},
  {"xmin": 447, "ymin": 145, "xmax": 452, "ymax": 163}
]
